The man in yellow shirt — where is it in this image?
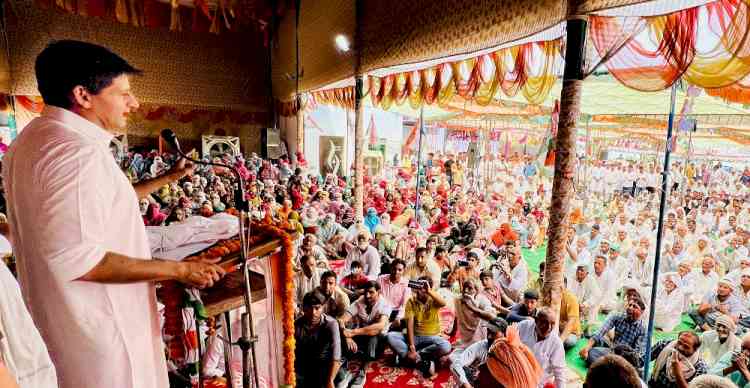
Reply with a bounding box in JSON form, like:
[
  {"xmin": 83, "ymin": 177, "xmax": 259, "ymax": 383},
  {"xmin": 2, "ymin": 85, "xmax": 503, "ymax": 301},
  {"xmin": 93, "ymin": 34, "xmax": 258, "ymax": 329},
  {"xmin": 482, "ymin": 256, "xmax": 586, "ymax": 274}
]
[
  {"xmin": 559, "ymin": 280, "xmax": 583, "ymax": 350},
  {"xmin": 536, "ymin": 262, "xmax": 582, "ymax": 350},
  {"xmin": 386, "ymin": 276, "xmax": 451, "ymax": 378}
]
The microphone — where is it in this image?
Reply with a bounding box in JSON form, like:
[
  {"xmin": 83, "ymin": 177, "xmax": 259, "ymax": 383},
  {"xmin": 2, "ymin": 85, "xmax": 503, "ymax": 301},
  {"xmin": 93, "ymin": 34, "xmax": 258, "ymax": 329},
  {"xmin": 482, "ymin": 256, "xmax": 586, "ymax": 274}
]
[
  {"xmin": 159, "ymin": 128, "xmax": 249, "ymax": 213},
  {"xmin": 160, "ymin": 129, "xmax": 181, "ymax": 153}
]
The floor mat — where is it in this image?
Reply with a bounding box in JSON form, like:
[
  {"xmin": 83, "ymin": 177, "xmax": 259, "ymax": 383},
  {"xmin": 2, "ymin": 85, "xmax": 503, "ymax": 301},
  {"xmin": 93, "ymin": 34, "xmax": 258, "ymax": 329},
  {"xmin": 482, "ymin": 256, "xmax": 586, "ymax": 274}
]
[{"xmin": 359, "ymin": 359, "xmax": 454, "ymax": 388}]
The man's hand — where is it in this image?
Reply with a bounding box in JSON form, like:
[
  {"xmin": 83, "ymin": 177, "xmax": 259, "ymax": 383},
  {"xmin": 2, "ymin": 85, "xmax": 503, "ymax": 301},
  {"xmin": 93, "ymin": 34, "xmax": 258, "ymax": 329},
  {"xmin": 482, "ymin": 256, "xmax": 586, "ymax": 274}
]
[
  {"xmin": 343, "ymin": 329, "xmax": 354, "ymax": 338},
  {"xmin": 346, "ymin": 338, "xmax": 358, "ymax": 353},
  {"xmin": 670, "ymin": 351, "xmax": 682, "ymax": 377},
  {"xmin": 174, "ymin": 156, "xmax": 195, "ymax": 178},
  {"xmin": 462, "ymin": 383, "xmax": 473, "ymax": 388},
  {"xmin": 177, "ymin": 261, "xmax": 225, "ymax": 288},
  {"xmin": 716, "ymin": 304, "xmax": 729, "ymax": 314},
  {"xmin": 735, "ymin": 353, "xmax": 750, "ymax": 374},
  {"xmin": 406, "ymin": 349, "xmax": 419, "ymax": 363},
  {"xmin": 579, "ymin": 347, "xmax": 589, "ymax": 360}
]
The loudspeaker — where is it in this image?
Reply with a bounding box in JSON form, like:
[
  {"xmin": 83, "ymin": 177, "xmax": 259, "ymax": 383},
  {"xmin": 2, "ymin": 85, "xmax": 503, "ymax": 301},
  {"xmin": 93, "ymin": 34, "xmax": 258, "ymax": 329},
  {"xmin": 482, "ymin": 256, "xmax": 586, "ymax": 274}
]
[{"xmin": 261, "ymin": 127, "xmax": 282, "ymax": 159}]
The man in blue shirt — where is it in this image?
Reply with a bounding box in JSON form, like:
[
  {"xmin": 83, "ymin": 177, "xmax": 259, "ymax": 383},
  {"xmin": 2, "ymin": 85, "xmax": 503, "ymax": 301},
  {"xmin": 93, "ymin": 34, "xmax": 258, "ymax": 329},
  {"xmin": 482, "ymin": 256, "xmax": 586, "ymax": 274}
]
[
  {"xmin": 523, "ymin": 158, "xmax": 537, "ymax": 178},
  {"xmin": 579, "ymin": 298, "xmax": 647, "ymax": 366},
  {"xmin": 505, "ymin": 290, "xmax": 539, "ymax": 323}
]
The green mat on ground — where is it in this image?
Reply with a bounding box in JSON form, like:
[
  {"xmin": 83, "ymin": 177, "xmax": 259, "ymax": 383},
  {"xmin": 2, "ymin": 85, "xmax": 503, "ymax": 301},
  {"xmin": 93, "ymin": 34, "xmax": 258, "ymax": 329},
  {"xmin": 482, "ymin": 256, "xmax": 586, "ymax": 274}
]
[{"xmin": 520, "ymin": 244, "xmax": 696, "ymax": 378}]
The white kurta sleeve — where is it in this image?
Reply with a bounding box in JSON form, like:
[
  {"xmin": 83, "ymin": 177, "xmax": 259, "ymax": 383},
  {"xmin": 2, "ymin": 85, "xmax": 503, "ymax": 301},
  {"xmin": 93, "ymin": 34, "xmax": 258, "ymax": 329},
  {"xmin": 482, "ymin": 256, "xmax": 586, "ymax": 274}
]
[{"xmin": 38, "ymin": 142, "xmax": 110, "ymax": 282}]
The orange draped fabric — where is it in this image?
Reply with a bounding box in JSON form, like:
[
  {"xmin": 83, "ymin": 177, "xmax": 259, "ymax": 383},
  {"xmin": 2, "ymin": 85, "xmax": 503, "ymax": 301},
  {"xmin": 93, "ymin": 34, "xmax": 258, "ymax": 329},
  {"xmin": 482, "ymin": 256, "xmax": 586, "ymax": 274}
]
[
  {"xmin": 591, "ymin": 0, "xmax": 750, "ymax": 91},
  {"xmin": 705, "ymin": 73, "xmax": 750, "ymax": 103}
]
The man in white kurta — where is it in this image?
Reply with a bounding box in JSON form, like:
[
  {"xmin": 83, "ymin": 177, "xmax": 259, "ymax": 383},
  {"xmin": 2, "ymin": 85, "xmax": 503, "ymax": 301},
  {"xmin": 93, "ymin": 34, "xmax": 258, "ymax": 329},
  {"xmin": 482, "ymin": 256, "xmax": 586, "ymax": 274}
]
[
  {"xmin": 3, "ymin": 40, "xmax": 223, "ymax": 388},
  {"xmin": 5, "ymin": 105, "xmax": 168, "ymax": 387}
]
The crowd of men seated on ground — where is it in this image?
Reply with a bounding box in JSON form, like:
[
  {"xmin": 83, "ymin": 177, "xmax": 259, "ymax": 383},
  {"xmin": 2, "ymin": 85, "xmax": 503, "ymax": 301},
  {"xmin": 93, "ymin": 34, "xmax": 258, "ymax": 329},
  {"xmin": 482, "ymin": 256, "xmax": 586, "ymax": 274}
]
[{"xmin": 120, "ymin": 146, "xmax": 750, "ymax": 388}]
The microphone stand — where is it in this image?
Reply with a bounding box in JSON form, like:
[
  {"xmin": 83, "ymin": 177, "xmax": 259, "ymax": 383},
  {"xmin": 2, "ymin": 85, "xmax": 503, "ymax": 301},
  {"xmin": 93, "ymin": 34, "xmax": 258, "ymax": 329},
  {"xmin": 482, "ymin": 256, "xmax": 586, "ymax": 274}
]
[{"xmin": 168, "ymin": 147, "xmax": 259, "ymax": 388}]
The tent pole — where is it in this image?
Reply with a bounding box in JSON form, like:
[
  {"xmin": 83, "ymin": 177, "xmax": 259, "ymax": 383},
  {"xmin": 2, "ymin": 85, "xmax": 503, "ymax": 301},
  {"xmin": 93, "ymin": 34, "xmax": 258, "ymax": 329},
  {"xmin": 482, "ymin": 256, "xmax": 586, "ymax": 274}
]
[
  {"xmin": 642, "ymin": 81, "xmax": 679, "ymax": 382},
  {"xmin": 541, "ymin": 11, "xmax": 587, "ymax": 318},
  {"xmin": 353, "ymin": 0, "xmax": 365, "ymax": 221},
  {"xmin": 415, "ymin": 106, "xmax": 425, "ymax": 214}
]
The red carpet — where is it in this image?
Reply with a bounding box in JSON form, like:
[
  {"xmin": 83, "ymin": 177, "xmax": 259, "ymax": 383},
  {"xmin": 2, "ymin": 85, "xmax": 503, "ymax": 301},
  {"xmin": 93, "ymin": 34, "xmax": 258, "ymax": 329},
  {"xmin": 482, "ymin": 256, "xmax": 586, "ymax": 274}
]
[
  {"xmin": 344, "ymin": 355, "xmax": 455, "ymax": 388},
  {"xmin": 362, "ymin": 359, "xmax": 454, "ymax": 387}
]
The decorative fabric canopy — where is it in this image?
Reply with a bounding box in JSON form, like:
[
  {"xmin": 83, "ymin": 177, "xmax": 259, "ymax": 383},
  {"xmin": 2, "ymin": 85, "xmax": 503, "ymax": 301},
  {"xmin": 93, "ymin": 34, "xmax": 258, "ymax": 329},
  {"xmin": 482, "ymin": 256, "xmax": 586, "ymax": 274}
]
[
  {"xmin": 590, "ymin": 0, "xmax": 750, "ymax": 91},
  {"xmin": 33, "ymin": 0, "xmax": 283, "ymax": 35},
  {"xmin": 282, "ymin": 0, "xmax": 750, "ymax": 115}
]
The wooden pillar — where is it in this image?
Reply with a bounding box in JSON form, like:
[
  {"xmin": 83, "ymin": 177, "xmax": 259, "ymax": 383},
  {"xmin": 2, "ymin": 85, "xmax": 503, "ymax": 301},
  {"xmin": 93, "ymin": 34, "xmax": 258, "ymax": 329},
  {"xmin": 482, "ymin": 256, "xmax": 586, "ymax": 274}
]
[
  {"xmin": 541, "ymin": 13, "xmax": 587, "ymax": 317},
  {"xmin": 353, "ymin": 0, "xmax": 364, "ymax": 221}
]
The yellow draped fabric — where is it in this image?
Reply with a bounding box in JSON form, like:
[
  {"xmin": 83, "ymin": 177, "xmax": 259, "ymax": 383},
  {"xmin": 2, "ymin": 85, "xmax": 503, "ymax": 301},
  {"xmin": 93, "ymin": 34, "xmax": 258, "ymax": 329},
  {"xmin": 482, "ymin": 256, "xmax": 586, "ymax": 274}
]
[
  {"xmin": 363, "ymin": 38, "xmax": 564, "ymax": 111},
  {"xmin": 277, "ymin": 0, "xmax": 750, "ymax": 115}
]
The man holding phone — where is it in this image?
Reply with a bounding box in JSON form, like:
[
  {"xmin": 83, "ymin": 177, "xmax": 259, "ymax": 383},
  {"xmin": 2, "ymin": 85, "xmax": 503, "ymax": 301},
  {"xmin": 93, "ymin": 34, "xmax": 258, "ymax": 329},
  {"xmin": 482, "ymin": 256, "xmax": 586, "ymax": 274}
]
[{"xmin": 386, "ymin": 276, "xmax": 451, "ymax": 378}]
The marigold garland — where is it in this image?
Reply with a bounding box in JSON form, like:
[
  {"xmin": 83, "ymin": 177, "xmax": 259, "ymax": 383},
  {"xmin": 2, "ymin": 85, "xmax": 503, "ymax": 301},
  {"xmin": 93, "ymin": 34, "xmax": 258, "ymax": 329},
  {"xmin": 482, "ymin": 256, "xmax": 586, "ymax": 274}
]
[{"xmin": 248, "ymin": 221, "xmax": 296, "ymax": 387}]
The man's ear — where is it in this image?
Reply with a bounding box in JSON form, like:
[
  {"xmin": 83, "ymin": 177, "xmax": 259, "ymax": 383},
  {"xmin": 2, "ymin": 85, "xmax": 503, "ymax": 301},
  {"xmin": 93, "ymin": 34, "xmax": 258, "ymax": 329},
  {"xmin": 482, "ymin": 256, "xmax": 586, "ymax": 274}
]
[{"xmin": 70, "ymin": 85, "xmax": 93, "ymax": 109}]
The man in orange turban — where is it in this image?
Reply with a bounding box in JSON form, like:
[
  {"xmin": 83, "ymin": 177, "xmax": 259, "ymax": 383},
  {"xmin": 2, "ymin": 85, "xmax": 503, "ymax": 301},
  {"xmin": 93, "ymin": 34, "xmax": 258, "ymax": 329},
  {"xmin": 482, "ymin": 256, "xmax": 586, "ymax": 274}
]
[{"xmin": 475, "ymin": 324, "xmax": 543, "ymax": 388}]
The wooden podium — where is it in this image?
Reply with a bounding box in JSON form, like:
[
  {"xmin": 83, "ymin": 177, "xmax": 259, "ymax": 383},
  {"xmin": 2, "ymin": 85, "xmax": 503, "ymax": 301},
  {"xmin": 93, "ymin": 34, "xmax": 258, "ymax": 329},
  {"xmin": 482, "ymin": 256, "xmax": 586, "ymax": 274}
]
[
  {"xmin": 199, "ymin": 237, "xmax": 285, "ymax": 316},
  {"xmin": 158, "ymin": 234, "xmax": 290, "ymax": 385}
]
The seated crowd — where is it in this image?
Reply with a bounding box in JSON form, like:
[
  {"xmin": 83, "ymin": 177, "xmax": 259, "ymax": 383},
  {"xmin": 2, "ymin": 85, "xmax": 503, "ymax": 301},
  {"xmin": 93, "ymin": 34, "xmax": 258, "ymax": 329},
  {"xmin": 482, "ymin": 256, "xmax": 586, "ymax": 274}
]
[{"xmin": 116, "ymin": 147, "xmax": 750, "ymax": 388}]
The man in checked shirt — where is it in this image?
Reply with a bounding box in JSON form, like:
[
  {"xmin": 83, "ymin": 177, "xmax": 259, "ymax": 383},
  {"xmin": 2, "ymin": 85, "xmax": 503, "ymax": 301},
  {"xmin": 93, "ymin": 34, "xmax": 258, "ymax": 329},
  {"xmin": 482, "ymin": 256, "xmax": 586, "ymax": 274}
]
[{"xmin": 579, "ymin": 297, "xmax": 647, "ymax": 366}]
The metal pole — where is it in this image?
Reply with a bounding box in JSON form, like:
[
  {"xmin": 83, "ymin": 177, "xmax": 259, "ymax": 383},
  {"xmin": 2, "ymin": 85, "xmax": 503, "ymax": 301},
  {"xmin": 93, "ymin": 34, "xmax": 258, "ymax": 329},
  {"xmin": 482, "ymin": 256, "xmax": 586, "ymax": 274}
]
[
  {"xmin": 415, "ymin": 107, "xmax": 425, "ymax": 214},
  {"xmin": 642, "ymin": 81, "xmax": 679, "ymax": 382}
]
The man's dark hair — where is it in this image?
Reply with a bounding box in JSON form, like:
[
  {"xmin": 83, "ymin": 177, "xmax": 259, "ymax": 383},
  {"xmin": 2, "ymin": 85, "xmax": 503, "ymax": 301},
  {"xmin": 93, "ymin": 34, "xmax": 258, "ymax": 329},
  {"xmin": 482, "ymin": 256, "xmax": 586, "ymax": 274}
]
[
  {"xmin": 390, "ymin": 258, "xmax": 406, "ymax": 270},
  {"xmin": 523, "ymin": 290, "xmax": 539, "ymax": 300},
  {"xmin": 479, "ymin": 270, "xmax": 493, "ymax": 280},
  {"xmin": 35, "ymin": 40, "xmax": 142, "ymax": 109},
  {"xmin": 435, "ymin": 246, "xmax": 446, "ymax": 255},
  {"xmin": 678, "ymin": 330, "xmax": 701, "ymax": 349},
  {"xmin": 612, "ymin": 344, "xmax": 643, "ymax": 369},
  {"xmin": 350, "ymin": 260, "xmax": 363, "ymax": 269},
  {"xmin": 359, "ymin": 280, "xmax": 380, "ymax": 292},
  {"xmin": 302, "ymin": 291, "xmax": 324, "ymax": 308},
  {"xmin": 321, "ymin": 270, "xmax": 337, "ymax": 283},
  {"xmin": 585, "ymin": 354, "xmax": 642, "ymax": 388},
  {"xmin": 416, "ymin": 247, "xmax": 428, "ymax": 256},
  {"xmin": 301, "ymin": 254, "xmax": 316, "ymax": 265},
  {"xmin": 486, "ymin": 317, "xmax": 508, "ymax": 334}
]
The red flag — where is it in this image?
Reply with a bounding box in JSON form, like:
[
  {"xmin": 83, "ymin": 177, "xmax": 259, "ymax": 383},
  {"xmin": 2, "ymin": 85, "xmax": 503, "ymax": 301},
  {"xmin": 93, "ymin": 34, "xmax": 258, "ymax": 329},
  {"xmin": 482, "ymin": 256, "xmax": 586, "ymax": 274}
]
[{"xmin": 402, "ymin": 120, "xmax": 419, "ymax": 156}]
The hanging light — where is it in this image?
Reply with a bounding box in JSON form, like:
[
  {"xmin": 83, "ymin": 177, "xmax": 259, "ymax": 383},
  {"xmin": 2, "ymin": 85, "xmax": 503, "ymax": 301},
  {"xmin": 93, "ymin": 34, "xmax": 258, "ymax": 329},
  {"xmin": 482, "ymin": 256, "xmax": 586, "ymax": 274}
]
[{"xmin": 334, "ymin": 34, "xmax": 351, "ymax": 52}]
